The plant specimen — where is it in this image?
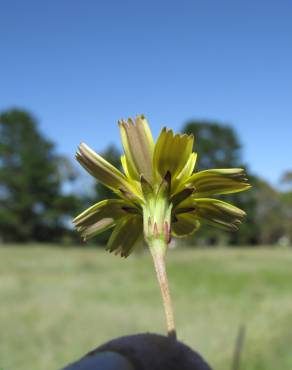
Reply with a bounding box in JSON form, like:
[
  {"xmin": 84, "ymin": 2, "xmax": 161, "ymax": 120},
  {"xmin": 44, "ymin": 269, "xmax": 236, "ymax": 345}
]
[{"xmin": 73, "ymin": 115, "xmax": 251, "ymax": 339}]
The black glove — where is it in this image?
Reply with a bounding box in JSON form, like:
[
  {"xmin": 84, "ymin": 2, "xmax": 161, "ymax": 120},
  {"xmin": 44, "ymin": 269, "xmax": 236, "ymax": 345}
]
[{"xmin": 62, "ymin": 333, "xmax": 212, "ymax": 370}]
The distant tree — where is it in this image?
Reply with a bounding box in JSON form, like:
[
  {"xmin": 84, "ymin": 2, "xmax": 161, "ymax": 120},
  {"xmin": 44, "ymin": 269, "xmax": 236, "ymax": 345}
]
[
  {"xmin": 0, "ymin": 109, "xmax": 78, "ymax": 242},
  {"xmin": 183, "ymin": 120, "xmax": 242, "ymax": 170},
  {"xmin": 279, "ymin": 170, "xmax": 292, "ymax": 244},
  {"xmin": 279, "ymin": 191, "xmax": 292, "ymax": 244},
  {"xmin": 254, "ymin": 178, "xmax": 285, "ymax": 245},
  {"xmin": 280, "ymin": 171, "xmax": 292, "ymax": 188},
  {"xmin": 181, "ymin": 120, "xmax": 259, "ymax": 245}
]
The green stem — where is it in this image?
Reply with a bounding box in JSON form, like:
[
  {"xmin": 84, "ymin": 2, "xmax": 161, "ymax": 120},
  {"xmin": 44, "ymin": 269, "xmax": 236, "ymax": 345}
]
[{"xmin": 149, "ymin": 239, "xmax": 177, "ymax": 340}]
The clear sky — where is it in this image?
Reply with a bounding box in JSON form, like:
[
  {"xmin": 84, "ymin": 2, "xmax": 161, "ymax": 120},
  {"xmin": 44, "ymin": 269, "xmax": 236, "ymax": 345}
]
[{"xmin": 1, "ymin": 0, "xmax": 291, "ymax": 186}]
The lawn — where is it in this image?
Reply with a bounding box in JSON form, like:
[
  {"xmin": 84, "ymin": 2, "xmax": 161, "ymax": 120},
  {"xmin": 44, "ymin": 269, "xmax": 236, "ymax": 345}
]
[{"xmin": 0, "ymin": 245, "xmax": 291, "ymax": 370}]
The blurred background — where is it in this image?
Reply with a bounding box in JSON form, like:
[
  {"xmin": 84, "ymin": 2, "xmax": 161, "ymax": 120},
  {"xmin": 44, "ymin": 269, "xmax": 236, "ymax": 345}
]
[{"xmin": 0, "ymin": 1, "xmax": 291, "ymax": 369}]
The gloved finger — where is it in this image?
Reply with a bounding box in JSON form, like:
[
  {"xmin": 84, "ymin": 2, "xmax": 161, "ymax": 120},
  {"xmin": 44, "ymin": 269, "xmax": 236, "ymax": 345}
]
[{"xmin": 62, "ymin": 350, "xmax": 134, "ymax": 370}]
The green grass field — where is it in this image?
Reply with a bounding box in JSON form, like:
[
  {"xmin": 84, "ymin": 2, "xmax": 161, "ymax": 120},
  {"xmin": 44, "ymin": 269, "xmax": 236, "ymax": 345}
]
[{"xmin": 0, "ymin": 246, "xmax": 292, "ymax": 370}]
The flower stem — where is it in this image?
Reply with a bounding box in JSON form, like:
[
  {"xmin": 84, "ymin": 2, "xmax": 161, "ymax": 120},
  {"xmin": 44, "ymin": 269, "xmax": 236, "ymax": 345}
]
[{"xmin": 149, "ymin": 239, "xmax": 177, "ymax": 340}]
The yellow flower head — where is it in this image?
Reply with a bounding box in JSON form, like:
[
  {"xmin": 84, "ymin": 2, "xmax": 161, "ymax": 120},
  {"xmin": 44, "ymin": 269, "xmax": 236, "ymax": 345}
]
[{"xmin": 73, "ymin": 115, "xmax": 251, "ymax": 257}]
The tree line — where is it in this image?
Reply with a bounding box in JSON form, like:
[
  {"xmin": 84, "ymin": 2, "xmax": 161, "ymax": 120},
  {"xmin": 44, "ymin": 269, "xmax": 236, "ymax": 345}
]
[{"xmin": 0, "ymin": 109, "xmax": 291, "ymax": 246}]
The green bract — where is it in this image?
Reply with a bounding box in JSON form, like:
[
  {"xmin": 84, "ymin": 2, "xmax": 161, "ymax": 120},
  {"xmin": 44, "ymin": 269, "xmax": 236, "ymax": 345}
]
[{"xmin": 73, "ymin": 115, "xmax": 251, "ymax": 257}]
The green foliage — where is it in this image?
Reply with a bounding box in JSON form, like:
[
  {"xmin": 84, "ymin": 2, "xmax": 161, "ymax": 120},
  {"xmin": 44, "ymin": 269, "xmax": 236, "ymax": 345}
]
[
  {"xmin": 0, "ymin": 109, "xmax": 78, "ymax": 242},
  {"xmin": 254, "ymin": 177, "xmax": 292, "ymax": 245},
  {"xmin": 280, "ymin": 170, "xmax": 292, "ymax": 185},
  {"xmin": 280, "ymin": 171, "xmax": 292, "ymax": 241},
  {"xmin": 280, "ymin": 191, "xmax": 292, "ymax": 242},
  {"xmin": 183, "ymin": 120, "xmax": 241, "ymax": 170},
  {"xmin": 231, "ymin": 188, "xmax": 260, "ymax": 245}
]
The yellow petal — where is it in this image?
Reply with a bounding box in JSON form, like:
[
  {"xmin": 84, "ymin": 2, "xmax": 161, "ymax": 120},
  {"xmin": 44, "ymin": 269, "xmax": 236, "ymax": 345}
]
[
  {"xmin": 76, "ymin": 143, "xmax": 132, "ymax": 192},
  {"xmin": 120, "ymin": 154, "xmax": 144, "ymax": 199},
  {"xmin": 172, "ymin": 152, "xmax": 197, "ymax": 194},
  {"xmin": 120, "ymin": 154, "xmax": 133, "ymax": 178},
  {"xmin": 119, "ymin": 115, "xmax": 154, "ymax": 183},
  {"xmin": 170, "ymin": 187, "xmax": 195, "ymax": 208},
  {"xmin": 73, "ymin": 199, "xmax": 129, "ymax": 241},
  {"xmin": 106, "ymin": 215, "xmax": 143, "ymax": 257},
  {"xmin": 185, "ymin": 168, "xmax": 251, "ymax": 197},
  {"xmin": 193, "ymin": 198, "xmax": 246, "ymax": 231},
  {"xmin": 153, "ymin": 128, "xmax": 194, "ymax": 180},
  {"xmin": 177, "ymin": 152, "xmax": 197, "ymax": 180},
  {"xmin": 172, "ymin": 213, "xmax": 200, "ymax": 238}
]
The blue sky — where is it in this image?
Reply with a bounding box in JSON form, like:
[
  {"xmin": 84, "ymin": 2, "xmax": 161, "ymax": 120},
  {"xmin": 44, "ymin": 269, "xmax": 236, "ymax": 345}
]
[{"xmin": 1, "ymin": 0, "xmax": 291, "ymax": 186}]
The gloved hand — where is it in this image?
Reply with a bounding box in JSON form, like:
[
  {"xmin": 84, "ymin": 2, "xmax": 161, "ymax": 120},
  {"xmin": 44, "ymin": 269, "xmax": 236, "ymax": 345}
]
[{"xmin": 62, "ymin": 333, "xmax": 212, "ymax": 370}]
